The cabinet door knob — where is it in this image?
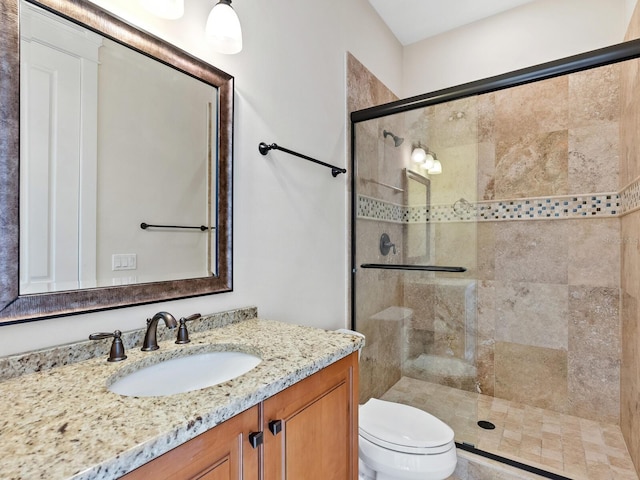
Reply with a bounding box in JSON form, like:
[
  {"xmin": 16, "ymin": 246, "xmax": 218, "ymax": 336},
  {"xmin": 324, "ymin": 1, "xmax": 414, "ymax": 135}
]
[
  {"xmin": 268, "ymin": 420, "xmax": 283, "ymax": 436},
  {"xmin": 248, "ymin": 431, "xmax": 264, "ymax": 448}
]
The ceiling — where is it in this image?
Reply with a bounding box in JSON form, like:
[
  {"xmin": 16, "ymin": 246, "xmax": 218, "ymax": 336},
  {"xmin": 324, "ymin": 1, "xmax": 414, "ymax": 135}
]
[{"xmin": 368, "ymin": 0, "xmax": 537, "ymax": 46}]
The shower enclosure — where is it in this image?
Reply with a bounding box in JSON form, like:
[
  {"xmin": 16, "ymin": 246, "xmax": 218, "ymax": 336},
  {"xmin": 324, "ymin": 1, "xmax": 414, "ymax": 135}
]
[{"xmin": 350, "ymin": 41, "xmax": 640, "ymax": 479}]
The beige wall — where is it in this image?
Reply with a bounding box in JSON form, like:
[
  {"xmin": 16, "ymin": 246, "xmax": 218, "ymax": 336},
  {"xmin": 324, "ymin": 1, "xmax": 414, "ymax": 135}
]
[
  {"xmin": 402, "ymin": 0, "xmax": 629, "ymax": 97},
  {"xmin": 620, "ymin": 1, "xmax": 640, "ymax": 472}
]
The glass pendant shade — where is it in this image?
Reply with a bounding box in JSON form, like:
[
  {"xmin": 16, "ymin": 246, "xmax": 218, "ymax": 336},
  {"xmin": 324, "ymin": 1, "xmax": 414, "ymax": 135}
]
[
  {"xmin": 411, "ymin": 146, "xmax": 435, "ymax": 169},
  {"xmin": 206, "ymin": 0, "xmax": 243, "ymax": 54},
  {"xmin": 423, "ymin": 152, "xmax": 435, "ymax": 169},
  {"xmin": 411, "ymin": 147, "xmax": 426, "ymax": 164},
  {"xmin": 140, "ymin": 0, "xmax": 184, "ymax": 19},
  {"xmin": 428, "ymin": 159, "xmax": 442, "ymax": 175}
]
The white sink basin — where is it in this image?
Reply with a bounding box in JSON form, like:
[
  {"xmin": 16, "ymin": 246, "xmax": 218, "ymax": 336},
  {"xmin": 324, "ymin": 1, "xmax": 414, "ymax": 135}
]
[{"xmin": 109, "ymin": 351, "xmax": 261, "ymax": 397}]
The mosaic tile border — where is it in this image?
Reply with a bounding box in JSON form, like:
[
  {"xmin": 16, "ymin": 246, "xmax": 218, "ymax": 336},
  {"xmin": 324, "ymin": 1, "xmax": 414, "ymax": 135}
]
[
  {"xmin": 620, "ymin": 175, "xmax": 640, "ymax": 214},
  {"xmin": 358, "ymin": 173, "xmax": 640, "ymax": 223},
  {"xmin": 357, "ymin": 195, "xmax": 406, "ymax": 223},
  {"xmin": 476, "ymin": 193, "xmax": 620, "ymax": 221},
  {"xmin": 357, "ymin": 192, "xmax": 622, "ymax": 224}
]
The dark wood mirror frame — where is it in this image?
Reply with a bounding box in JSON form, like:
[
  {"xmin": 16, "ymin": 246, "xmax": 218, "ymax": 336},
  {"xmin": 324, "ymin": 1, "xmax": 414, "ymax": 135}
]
[{"xmin": 0, "ymin": 0, "xmax": 233, "ymax": 325}]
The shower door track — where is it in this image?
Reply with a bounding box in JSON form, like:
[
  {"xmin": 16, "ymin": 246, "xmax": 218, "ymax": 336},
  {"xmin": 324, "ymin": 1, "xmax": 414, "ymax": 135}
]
[{"xmin": 456, "ymin": 442, "xmax": 572, "ymax": 480}]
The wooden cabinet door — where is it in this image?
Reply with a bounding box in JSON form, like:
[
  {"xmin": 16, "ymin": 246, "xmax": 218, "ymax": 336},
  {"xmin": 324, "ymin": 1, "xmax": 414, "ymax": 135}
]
[
  {"xmin": 120, "ymin": 405, "xmax": 260, "ymax": 480},
  {"xmin": 262, "ymin": 352, "xmax": 358, "ymax": 480}
]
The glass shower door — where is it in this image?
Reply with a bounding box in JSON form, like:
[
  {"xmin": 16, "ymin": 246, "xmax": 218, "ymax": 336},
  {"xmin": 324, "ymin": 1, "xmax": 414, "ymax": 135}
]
[{"xmin": 352, "ymin": 97, "xmax": 481, "ymax": 446}]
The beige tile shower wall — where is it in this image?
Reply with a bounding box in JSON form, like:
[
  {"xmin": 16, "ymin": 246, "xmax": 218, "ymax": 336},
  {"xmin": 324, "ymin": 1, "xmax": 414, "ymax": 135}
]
[
  {"xmin": 350, "ymin": 52, "xmax": 627, "ymax": 426},
  {"xmin": 348, "ymin": 53, "xmax": 406, "ymax": 403},
  {"xmin": 474, "ymin": 64, "xmax": 622, "ymax": 424},
  {"xmin": 621, "ymin": 3, "xmax": 640, "ymax": 473},
  {"xmin": 621, "ymin": 213, "xmax": 640, "ymax": 473},
  {"xmin": 404, "ymin": 97, "xmax": 480, "ymax": 282}
]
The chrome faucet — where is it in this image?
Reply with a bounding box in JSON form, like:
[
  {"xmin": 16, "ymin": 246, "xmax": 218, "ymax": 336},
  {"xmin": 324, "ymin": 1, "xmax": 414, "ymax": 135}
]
[{"xmin": 141, "ymin": 311, "xmax": 178, "ymax": 351}]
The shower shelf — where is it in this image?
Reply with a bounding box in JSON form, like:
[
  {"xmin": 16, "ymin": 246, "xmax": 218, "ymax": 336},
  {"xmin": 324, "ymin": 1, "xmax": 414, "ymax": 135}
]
[{"xmin": 360, "ymin": 263, "xmax": 467, "ymax": 273}]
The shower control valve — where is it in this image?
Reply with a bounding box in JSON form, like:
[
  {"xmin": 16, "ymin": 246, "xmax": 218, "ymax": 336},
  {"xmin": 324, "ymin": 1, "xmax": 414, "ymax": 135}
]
[{"xmin": 380, "ymin": 233, "xmax": 396, "ymax": 256}]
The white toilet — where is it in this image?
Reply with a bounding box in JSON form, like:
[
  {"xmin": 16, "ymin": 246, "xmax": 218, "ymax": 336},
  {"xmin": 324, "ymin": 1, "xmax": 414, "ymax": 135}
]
[
  {"xmin": 358, "ymin": 398, "xmax": 457, "ymax": 480},
  {"xmin": 334, "ymin": 328, "xmax": 456, "ymax": 479}
]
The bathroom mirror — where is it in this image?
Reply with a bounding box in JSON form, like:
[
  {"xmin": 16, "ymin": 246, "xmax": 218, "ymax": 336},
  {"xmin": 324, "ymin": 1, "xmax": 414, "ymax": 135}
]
[
  {"xmin": 0, "ymin": 0, "xmax": 234, "ymax": 323},
  {"xmin": 403, "ymin": 169, "xmax": 431, "ymax": 263}
]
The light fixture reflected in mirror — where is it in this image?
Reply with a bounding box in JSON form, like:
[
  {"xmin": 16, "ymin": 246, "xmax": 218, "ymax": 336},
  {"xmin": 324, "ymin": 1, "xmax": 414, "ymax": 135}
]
[
  {"xmin": 140, "ymin": 0, "xmax": 184, "ymax": 19},
  {"xmin": 411, "ymin": 145, "xmax": 426, "ymax": 163},
  {"xmin": 206, "ymin": 0, "xmax": 243, "ymax": 54},
  {"xmin": 427, "ymin": 158, "xmax": 442, "ymax": 175},
  {"xmin": 424, "ymin": 151, "xmax": 435, "ymax": 169},
  {"xmin": 411, "ymin": 143, "xmax": 435, "ymax": 170}
]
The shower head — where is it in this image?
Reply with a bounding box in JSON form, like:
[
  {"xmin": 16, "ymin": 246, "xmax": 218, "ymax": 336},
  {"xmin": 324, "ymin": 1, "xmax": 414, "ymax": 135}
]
[{"xmin": 383, "ymin": 129, "xmax": 404, "ymax": 147}]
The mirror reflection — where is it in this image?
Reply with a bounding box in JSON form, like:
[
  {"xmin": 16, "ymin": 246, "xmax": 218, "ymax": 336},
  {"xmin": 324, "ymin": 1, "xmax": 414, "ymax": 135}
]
[
  {"xmin": 403, "ymin": 168, "xmax": 431, "ymax": 263},
  {"xmin": 19, "ymin": 1, "xmax": 218, "ymax": 294}
]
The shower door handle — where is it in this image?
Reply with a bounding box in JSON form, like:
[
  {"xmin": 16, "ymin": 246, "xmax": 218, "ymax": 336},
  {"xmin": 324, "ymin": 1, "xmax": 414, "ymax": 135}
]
[{"xmin": 360, "ymin": 263, "xmax": 467, "ymax": 273}]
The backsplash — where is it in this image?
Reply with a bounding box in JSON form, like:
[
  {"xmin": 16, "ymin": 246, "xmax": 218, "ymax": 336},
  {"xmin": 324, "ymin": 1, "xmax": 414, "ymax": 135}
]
[{"xmin": 0, "ymin": 306, "xmax": 258, "ymax": 381}]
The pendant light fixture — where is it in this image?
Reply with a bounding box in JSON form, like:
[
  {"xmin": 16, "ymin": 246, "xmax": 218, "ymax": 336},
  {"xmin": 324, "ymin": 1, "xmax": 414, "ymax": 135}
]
[
  {"xmin": 411, "ymin": 142, "xmax": 442, "ymax": 175},
  {"xmin": 140, "ymin": 0, "xmax": 184, "ymax": 19},
  {"xmin": 206, "ymin": 0, "xmax": 243, "ymax": 54},
  {"xmin": 427, "ymin": 157, "xmax": 442, "ymax": 175},
  {"xmin": 411, "ymin": 143, "xmax": 435, "ymax": 170}
]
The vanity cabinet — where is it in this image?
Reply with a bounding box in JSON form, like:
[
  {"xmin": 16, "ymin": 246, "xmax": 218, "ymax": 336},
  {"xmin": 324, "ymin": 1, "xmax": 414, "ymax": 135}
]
[
  {"xmin": 120, "ymin": 405, "xmax": 259, "ymax": 480},
  {"xmin": 119, "ymin": 352, "xmax": 358, "ymax": 480},
  {"xmin": 263, "ymin": 352, "xmax": 358, "ymax": 480}
]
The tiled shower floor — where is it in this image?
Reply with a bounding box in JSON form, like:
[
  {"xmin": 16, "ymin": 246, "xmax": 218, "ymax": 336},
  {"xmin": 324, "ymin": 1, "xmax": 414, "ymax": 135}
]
[{"xmin": 381, "ymin": 377, "xmax": 638, "ymax": 480}]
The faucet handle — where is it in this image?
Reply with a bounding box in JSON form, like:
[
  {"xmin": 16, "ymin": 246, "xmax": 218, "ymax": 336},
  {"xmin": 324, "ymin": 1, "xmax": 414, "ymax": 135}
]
[
  {"xmin": 89, "ymin": 330, "xmax": 127, "ymax": 362},
  {"xmin": 175, "ymin": 313, "xmax": 202, "ymax": 344}
]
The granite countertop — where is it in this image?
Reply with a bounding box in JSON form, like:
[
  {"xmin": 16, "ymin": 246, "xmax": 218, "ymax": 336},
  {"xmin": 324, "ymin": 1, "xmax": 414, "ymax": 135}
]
[{"xmin": 0, "ymin": 318, "xmax": 363, "ymax": 479}]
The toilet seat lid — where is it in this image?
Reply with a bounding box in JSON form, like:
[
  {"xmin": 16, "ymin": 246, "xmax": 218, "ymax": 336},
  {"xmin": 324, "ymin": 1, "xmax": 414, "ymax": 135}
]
[{"xmin": 359, "ymin": 398, "xmax": 454, "ymax": 453}]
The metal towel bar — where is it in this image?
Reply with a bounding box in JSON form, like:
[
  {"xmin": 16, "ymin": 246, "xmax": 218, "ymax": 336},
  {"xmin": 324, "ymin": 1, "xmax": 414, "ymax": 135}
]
[
  {"xmin": 258, "ymin": 142, "xmax": 347, "ymax": 177},
  {"xmin": 140, "ymin": 222, "xmax": 212, "ymax": 231}
]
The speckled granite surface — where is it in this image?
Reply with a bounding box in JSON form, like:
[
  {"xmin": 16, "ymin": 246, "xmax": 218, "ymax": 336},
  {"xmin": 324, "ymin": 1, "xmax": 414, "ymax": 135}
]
[
  {"xmin": 0, "ymin": 315, "xmax": 363, "ymax": 479},
  {"xmin": 0, "ymin": 306, "xmax": 258, "ymax": 381}
]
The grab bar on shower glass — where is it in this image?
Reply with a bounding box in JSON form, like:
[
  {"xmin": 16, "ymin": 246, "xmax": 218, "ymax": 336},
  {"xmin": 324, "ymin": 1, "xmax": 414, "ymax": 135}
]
[{"xmin": 360, "ymin": 263, "xmax": 467, "ymax": 273}]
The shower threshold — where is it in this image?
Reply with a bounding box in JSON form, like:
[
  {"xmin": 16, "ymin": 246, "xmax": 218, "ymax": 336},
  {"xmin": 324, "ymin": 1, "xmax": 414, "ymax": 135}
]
[
  {"xmin": 381, "ymin": 377, "xmax": 638, "ymax": 480},
  {"xmin": 456, "ymin": 442, "xmax": 572, "ymax": 479}
]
